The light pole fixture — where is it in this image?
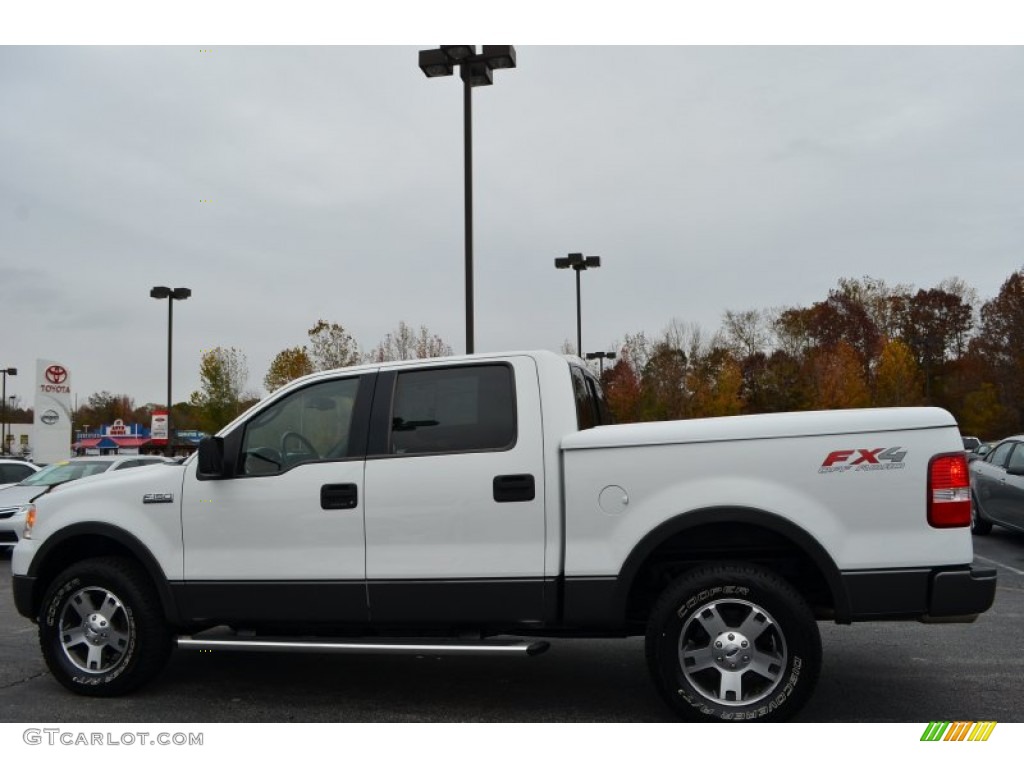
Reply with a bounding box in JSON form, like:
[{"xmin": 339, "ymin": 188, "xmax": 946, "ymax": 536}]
[
  {"xmin": 1, "ymin": 367, "xmax": 15, "ymax": 455},
  {"xmin": 150, "ymin": 286, "xmax": 191, "ymax": 457},
  {"xmin": 554, "ymin": 253, "xmax": 601, "ymax": 357},
  {"xmin": 585, "ymin": 351, "xmax": 617, "ymax": 375},
  {"xmin": 418, "ymin": 44, "xmax": 517, "ymax": 355}
]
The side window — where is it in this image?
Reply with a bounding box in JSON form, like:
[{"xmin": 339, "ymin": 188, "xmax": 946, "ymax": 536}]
[
  {"xmin": 571, "ymin": 366, "xmax": 597, "ymax": 430},
  {"xmin": 1007, "ymin": 444, "xmax": 1024, "ymax": 474},
  {"xmin": 987, "ymin": 441, "xmax": 1014, "ymax": 468},
  {"xmin": 114, "ymin": 460, "xmax": 140, "ymax": 470},
  {"xmin": 389, "ymin": 365, "xmax": 515, "ymax": 455},
  {"xmin": 241, "ymin": 377, "xmax": 361, "ymax": 476}
]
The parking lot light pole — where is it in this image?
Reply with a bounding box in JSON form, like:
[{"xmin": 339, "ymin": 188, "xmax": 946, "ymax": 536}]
[
  {"xmin": 585, "ymin": 351, "xmax": 616, "ymax": 375},
  {"xmin": 418, "ymin": 45, "xmax": 517, "ymax": 354},
  {"xmin": 1, "ymin": 367, "xmax": 15, "ymax": 455},
  {"xmin": 150, "ymin": 287, "xmax": 191, "ymax": 457},
  {"xmin": 554, "ymin": 253, "xmax": 601, "ymax": 357}
]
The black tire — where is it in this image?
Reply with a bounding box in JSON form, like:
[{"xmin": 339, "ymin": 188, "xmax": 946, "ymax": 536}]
[
  {"xmin": 38, "ymin": 557, "xmax": 172, "ymax": 696},
  {"xmin": 645, "ymin": 563, "xmax": 821, "ymax": 722},
  {"xmin": 971, "ymin": 493, "xmax": 993, "ymax": 536}
]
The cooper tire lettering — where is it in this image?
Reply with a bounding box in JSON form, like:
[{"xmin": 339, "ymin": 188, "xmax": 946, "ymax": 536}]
[{"xmin": 646, "ymin": 563, "xmax": 821, "ymax": 722}]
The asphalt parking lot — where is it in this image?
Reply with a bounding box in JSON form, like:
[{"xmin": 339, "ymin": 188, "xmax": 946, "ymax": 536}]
[{"xmin": 1, "ymin": 531, "xmax": 1022, "ymax": 723}]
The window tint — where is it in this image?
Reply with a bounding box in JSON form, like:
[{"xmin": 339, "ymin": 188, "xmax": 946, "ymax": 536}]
[
  {"xmin": 114, "ymin": 460, "xmax": 140, "ymax": 470},
  {"xmin": 389, "ymin": 365, "xmax": 515, "ymax": 455},
  {"xmin": 0, "ymin": 464, "xmax": 34, "ymax": 483},
  {"xmin": 1008, "ymin": 445, "xmax": 1024, "ymax": 474},
  {"xmin": 571, "ymin": 366, "xmax": 598, "ymax": 430},
  {"xmin": 987, "ymin": 441, "xmax": 1014, "ymax": 468},
  {"xmin": 241, "ymin": 377, "xmax": 361, "ymax": 475},
  {"xmin": 588, "ymin": 375, "xmax": 613, "ymax": 425}
]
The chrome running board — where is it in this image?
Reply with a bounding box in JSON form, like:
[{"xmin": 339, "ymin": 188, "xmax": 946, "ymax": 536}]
[{"xmin": 177, "ymin": 634, "xmax": 550, "ymax": 657}]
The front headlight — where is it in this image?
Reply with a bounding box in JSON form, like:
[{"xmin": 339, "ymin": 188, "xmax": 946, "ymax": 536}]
[{"xmin": 22, "ymin": 504, "xmax": 36, "ymax": 539}]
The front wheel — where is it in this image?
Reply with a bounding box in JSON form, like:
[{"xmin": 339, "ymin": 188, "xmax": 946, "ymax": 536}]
[
  {"xmin": 38, "ymin": 557, "xmax": 172, "ymax": 696},
  {"xmin": 645, "ymin": 563, "xmax": 821, "ymax": 722},
  {"xmin": 971, "ymin": 493, "xmax": 993, "ymax": 535}
]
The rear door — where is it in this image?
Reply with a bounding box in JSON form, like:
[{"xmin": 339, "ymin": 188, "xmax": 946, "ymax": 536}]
[
  {"xmin": 975, "ymin": 440, "xmax": 1015, "ymax": 524},
  {"xmin": 362, "ymin": 357, "xmax": 548, "ymax": 624},
  {"xmin": 1001, "ymin": 442, "xmax": 1024, "ymax": 530}
]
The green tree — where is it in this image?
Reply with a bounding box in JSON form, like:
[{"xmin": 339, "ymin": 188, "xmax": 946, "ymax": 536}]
[
  {"xmin": 307, "ymin": 320, "xmax": 361, "ymax": 371},
  {"xmin": 190, "ymin": 347, "xmax": 250, "ymax": 433},
  {"xmin": 960, "ymin": 383, "xmax": 1013, "ymax": 439},
  {"xmin": 264, "ymin": 346, "xmax": 314, "ymax": 392}
]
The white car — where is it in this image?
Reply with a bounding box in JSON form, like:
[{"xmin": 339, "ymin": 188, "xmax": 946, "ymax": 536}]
[
  {"xmin": 0, "ymin": 456, "xmax": 172, "ymax": 548},
  {"xmin": 0, "ymin": 458, "xmax": 41, "ymax": 491}
]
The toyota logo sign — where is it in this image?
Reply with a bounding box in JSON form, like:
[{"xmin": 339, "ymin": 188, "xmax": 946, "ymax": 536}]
[
  {"xmin": 41, "ymin": 410, "xmax": 59, "ymax": 425},
  {"xmin": 45, "ymin": 365, "xmax": 68, "ymax": 385}
]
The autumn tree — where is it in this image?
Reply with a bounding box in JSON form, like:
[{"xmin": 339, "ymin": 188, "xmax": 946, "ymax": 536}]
[
  {"xmin": 807, "ymin": 342, "xmax": 870, "ymax": 410},
  {"xmin": 190, "ymin": 347, "xmax": 250, "ymax": 433},
  {"xmin": 307, "ymin": 320, "xmax": 361, "ymax": 371},
  {"xmin": 690, "ymin": 348, "xmax": 744, "ymax": 417},
  {"xmin": 874, "ymin": 339, "xmax": 923, "ymax": 407},
  {"xmin": 264, "ymin": 346, "xmax": 314, "ymax": 393},
  {"xmin": 76, "ymin": 392, "xmax": 136, "ymax": 429},
  {"xmin": 603, "ymin": 353, "xmax": 643, "ymax": 423},
  {"xmin": 971, "ymin": 269, "xmax": 1024, "ymax": 431},
  {"xmin": 896, "ymin": 287, "xmax": 973, "ymax": 400},
  {"xmin": 722, "ymin": 309, "xmax": 770, "ymax": 359},
  {"xmin": 835, "ymin": 276, "xmax": 911, "ymax": 341},
  {"xmin": 368, "ymin": 321, "xmax": 453, "ymax": 362}
]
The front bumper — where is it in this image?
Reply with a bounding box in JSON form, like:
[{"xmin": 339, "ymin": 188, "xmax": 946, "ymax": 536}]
[{"xmin": 842, "ymin": 564, "xmax": 997, "ymax": 622}]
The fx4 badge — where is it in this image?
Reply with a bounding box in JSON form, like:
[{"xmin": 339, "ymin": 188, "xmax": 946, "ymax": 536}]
[{"xmin": 819, "ymin": 448, "xmax": 907, "ymax": 474}]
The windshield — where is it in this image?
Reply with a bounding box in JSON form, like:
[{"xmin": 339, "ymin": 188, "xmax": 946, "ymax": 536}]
[{"xmin": 19, "ymin": 461, "xmax": 112, "ymax": 487}]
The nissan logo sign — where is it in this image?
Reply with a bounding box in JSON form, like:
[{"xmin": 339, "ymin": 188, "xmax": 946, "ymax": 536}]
[
  {"xmin": 41, "ymin": 410, "xmax": 59, "ymax": 426},
  {"xmin": 45, "ymin": 365, "xmax": 68, "ymax": 385}
]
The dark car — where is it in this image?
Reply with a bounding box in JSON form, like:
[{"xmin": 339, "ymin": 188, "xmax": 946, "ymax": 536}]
[{"xmin": 969, "ymin": 436, "xmax": 1024, "ymax": 535}]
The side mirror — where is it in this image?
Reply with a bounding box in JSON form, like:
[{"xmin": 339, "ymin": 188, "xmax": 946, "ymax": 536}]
[{"xmin": 197, "ymin": 437, "xmax": 227, "ymax": 480}]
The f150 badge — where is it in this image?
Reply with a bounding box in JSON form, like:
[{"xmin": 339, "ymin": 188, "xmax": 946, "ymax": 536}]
[
  {"xmin": 142, "ymin": 493, "xmax": 175, "ymax": 504},
  {"xmin": 819, "ymin": 448, "xmax": 907, "ymax": 474}
]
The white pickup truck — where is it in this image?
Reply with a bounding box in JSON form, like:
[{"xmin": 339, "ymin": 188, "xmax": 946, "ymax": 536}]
[{"xmin": 11, "ymin": 351, "xmax": 996, "ymax": 721}]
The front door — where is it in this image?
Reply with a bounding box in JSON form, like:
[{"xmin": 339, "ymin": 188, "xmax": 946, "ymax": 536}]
[{"xmin": 179, "ymin": 373, "xmax": 374, "ymax": 625}]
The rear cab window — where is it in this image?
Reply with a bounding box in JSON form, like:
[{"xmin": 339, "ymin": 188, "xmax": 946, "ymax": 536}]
[
  {"xmin": 570, "ymin": 364, "xmax": 612, "ymax": 431},
  {"xmin": 387, "ymin": 364, "xmax": 516, "ymax": 456}
]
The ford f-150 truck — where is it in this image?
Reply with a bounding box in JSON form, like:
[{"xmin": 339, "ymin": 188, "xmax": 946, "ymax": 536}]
[{"xmin": 10, "ymin": 351, "xmax": 996, "ymax": 721}]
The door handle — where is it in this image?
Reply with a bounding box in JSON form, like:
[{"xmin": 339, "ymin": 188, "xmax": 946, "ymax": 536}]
[
  {"xmin": 321, "ymin": 483, "xmax": 358, "ymax": 510},
  {"xmin": 493, "ymin": 474, "xmax": 535, "ymax": 503}
]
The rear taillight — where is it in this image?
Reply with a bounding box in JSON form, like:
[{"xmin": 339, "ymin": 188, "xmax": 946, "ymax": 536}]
[{"xmin": 928, "ymin": 453, "xmax": 971, "ymax": 528}]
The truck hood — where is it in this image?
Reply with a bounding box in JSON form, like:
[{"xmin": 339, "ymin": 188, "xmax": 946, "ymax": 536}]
[
  {"xmin": 29, "ymin": 463, "xmax": 186, "ymax": 512},
  {"xmin": 561, "ymin": 407, "xmax": 959, "ymax": 451}
]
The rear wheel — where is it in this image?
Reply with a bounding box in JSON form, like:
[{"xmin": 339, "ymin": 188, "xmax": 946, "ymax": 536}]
[
  {"xmin": 38, "ymin": 557, "xmax": 172, "ymax": 696},
  {"xmin": 645, "ymin": 563, "xmax": 821, "ymax": 722}
]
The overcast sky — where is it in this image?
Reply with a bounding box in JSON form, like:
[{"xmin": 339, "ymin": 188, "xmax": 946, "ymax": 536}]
[{"xmin": 3, "ymin": 45, "xmax": 1023, "ymax": 408}]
